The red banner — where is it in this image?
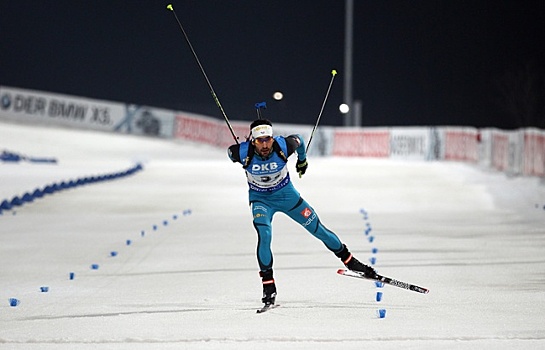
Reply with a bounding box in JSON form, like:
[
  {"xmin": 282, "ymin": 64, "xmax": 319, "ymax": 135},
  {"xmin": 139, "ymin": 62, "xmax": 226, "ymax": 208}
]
[
  {"xmin": 523, "ymin": 131, "xmax": 545, "ymax": 176},
  {"xmin": 444, "ymin": 129, "xmax": 478, "ymax": 162},
  {"xmin": 174, "ymin": 113, "xmax": 248, "ymax": 148},
  {"xmin": 332, "ymin": 130, "xmax": 390, "ymax": 157}
]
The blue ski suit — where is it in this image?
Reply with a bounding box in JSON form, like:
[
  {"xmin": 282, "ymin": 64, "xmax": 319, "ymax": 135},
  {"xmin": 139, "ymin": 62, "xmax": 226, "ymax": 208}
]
[{"xmin": 228, "ymin": 134, "xmax": 344, "ymax": 272}]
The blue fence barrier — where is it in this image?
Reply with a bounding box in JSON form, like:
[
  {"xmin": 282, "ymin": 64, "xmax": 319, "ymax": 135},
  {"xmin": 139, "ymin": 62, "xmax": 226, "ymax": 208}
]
[{"xmin": 0, "ymin": 163, "xmax": 143, "ymax": 215}]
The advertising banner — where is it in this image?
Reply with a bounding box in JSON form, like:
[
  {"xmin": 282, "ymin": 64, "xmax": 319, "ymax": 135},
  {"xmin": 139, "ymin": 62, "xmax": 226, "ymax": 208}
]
[
  {"xmin": 390, "ymin": 128, "xmax": 432, "ymax": 160},
  {"xmin": 0, "ymin": 86, "xmax": 174, "ymax": 137},
  {"xmin": 523, "ymin": 129, "xmax": 545, "ymax": 177},
  {"xmin": 174, "ymin": 112, "xmax": 248, "ymax": 148},
  {"xmin": 332, "ymin": 128, "xmax": 390, "ymax": 157},
  {"xmin": 443, "ymin": 127, "xmax": 479, "ymax": 162}
]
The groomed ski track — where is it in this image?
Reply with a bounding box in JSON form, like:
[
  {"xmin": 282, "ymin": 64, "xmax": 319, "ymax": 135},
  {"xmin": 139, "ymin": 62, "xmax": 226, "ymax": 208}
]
[{"xmin": 1, "ymin": 121, "xmax": 545, "ymax": 350}]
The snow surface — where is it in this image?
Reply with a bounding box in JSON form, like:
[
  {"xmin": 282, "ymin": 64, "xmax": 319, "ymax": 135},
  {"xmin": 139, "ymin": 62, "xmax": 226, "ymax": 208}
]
[{"xmin": 1, "ymin": 121, "xmax": 545, "ymax": 350}]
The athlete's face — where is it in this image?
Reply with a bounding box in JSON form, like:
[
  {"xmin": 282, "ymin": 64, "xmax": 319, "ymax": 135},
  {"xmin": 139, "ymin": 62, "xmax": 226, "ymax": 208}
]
[{"xmin": 253, "ymin": 136, "xmax": 273, "ymax": 157}]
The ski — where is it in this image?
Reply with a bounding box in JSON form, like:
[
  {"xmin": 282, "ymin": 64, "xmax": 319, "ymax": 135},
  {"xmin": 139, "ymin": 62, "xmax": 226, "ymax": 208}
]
[
  {"xmin": 337, "ymin": 269, "xmax": 429, "ymax": 294},
  {"xmin": 256, "ymin": 303, "xmax": 280, "ymax": 314}
]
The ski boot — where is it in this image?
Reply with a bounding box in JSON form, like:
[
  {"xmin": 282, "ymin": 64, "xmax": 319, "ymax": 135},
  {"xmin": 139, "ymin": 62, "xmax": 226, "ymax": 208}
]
[
  {"xmin": 260, "ymin": 269, "xmax": 277, "ymax": 305},
  {"xmin": 335, "ymin": 244, "xmax": 377, "ymax": 278}
]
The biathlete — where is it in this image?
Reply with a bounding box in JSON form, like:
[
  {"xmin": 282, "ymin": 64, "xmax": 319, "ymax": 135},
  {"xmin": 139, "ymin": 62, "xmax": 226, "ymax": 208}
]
[{"xmin": 228, "ymin": 118, "xmax": 377, "ymax": 307}]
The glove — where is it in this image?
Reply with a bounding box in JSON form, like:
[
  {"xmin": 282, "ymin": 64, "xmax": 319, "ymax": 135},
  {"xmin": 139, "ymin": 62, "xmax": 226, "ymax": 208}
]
[{"xmin": 296, "ymin": 158, "xmax": 308, "ymax": 177}]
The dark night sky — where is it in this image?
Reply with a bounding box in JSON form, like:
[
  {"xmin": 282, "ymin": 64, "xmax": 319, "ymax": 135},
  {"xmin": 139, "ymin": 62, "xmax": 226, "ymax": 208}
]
[{"xmin": 1, "ymin": 1, "xmax": 544, "ymax": 128}]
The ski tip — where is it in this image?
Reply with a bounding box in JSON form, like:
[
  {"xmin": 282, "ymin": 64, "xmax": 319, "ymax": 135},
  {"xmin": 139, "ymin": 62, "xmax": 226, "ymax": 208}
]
[
  {"xmin": 414, "ymin": 285, "xmax": 430, "ymax": 294},
  {"xmin": 411, "ymin": 286, "xmax": 430, "ymax": 294},
  {"xmin": 337, "ymin": 268, "xmax": 346, "ymax": 275}
]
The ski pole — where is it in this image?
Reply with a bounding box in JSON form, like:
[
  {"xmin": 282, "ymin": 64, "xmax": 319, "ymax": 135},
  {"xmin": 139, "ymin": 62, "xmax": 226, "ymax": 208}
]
[
  {"xmin": 166, "ymin": 4, "xmax": 239, "ymax": 144},
  {"xmin": 306, "ymin": 69, "xmax": 337, "ymax": 151}
]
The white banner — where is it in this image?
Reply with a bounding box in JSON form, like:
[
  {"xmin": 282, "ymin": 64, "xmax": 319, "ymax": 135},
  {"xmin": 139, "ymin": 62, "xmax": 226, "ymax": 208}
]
[
  {"xmin": 115, "ymin": 105, "xmax": 175, "ymax": 138},
  {"xmin": 390, "ymin": 127, "xmax": 432, "ymax": 160},
  {"xmin": 0, "ymin": 86, "xmax": 174, "ymax": 137},
  {"xmin": 0, "ymin": 86, "xmax": 123, "ymax": 130}
]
